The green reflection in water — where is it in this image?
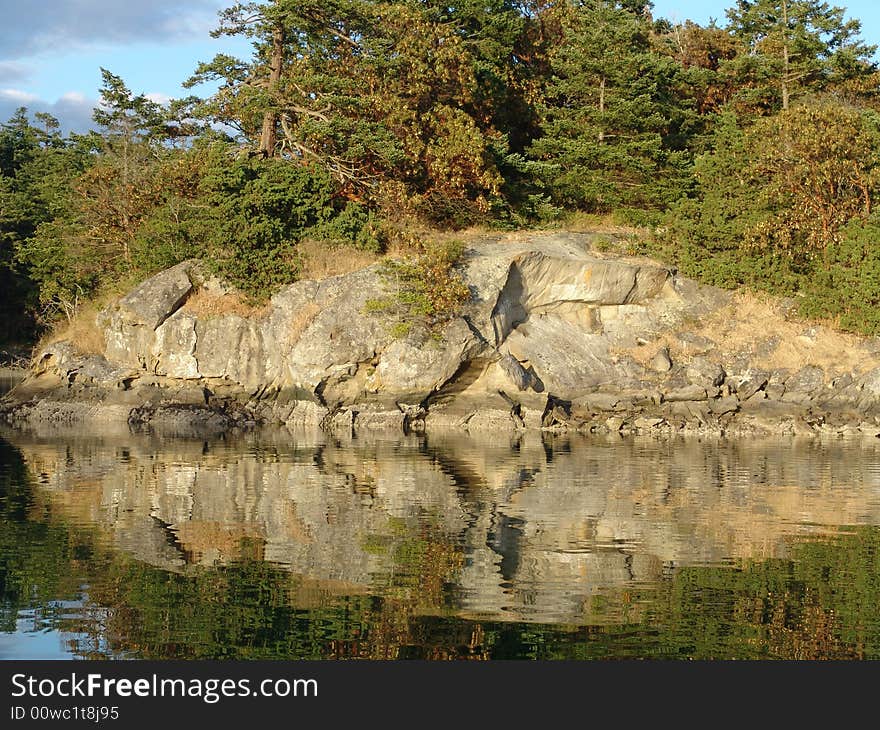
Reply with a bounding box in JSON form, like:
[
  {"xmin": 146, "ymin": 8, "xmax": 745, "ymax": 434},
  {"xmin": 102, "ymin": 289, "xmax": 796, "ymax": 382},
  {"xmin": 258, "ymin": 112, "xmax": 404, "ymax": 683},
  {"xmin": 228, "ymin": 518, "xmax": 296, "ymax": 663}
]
[{"xmin": 3, "ymin": 434, "xmax": 880, "ymax": 660}]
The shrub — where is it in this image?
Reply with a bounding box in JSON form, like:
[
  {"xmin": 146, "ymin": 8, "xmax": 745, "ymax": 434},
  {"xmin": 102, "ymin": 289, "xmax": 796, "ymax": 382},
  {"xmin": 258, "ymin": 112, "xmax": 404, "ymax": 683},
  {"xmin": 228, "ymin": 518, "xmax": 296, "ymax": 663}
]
[
  {"xmin": 366, "ymin": 239, "xmax": 471, "ymax": 338},
  {"xmin": 797, "ymin": 215, "xmax": 880, "ymax": 335}
]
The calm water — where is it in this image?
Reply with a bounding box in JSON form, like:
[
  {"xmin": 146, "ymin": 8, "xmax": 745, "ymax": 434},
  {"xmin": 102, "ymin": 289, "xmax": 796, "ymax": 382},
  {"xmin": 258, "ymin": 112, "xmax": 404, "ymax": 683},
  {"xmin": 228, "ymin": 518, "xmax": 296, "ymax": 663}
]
[{"xmin": 3, "ymin": 419, "xmax": 880, "ymax": 660}]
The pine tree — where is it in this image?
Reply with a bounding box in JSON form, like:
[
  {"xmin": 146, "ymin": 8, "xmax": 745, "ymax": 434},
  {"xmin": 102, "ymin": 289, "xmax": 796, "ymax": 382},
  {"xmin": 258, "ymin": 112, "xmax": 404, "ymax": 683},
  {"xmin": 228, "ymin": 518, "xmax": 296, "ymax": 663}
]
[
  {"xmin": 530, "ymin": 0, "xmax": 688, "ymax": 213},
  {"xmin": 726, "ymin": 0, "xmax": 876, "ymax": 111}
]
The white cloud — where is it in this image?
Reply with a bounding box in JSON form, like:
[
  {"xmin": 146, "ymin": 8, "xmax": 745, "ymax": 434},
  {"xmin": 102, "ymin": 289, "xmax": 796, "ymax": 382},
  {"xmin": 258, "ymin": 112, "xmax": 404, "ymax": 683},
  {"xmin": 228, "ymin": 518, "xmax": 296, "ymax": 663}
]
[
  {"xmin": 0, "ymin": 88, "xmax": 37, "ymax": 103},
  {"xmin": 0, "ymin": 89, "xmax": 96, "ymax": 134},
  {"xmin": 0, "ymin": 0, "xmax": 223, "ymax": 57},
  {"xmin": 145, "ymin": 92, "xmax": 172, "ymax": 106}
]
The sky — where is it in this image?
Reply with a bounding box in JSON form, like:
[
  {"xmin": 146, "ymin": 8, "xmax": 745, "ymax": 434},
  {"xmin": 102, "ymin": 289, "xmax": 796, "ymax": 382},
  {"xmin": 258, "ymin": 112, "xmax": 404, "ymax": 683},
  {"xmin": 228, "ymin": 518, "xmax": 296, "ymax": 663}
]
[
  {"xmin": 2, "ymin": 0, "xmax": 880, "ymax": 134},
  {"xmin": 0, "ymin": 0, "xmax": 251, "ymax": 132}
]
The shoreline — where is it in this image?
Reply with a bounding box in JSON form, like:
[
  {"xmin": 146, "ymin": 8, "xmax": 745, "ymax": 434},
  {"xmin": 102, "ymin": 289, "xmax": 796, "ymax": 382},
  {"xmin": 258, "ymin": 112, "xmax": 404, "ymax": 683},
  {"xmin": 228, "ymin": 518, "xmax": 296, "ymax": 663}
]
[
  {"xmin": 5, "ymin": 233, "xmax": 880, "ymax": 441},
  {"xmin": 2, "ymin": 387, "xmax": 879, "ymax": 441}
]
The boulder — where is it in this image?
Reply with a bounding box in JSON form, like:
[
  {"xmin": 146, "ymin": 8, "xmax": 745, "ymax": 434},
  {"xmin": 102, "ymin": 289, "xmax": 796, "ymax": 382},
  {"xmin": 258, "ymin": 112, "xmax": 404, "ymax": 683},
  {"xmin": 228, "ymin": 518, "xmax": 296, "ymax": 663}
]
[
  {"xmin": 686, "ymin": 357, "xmax": 726, "ymax": 388},
  {"xmin": 117, "ymin": 260, "xmax": 195, "ymax": 330},
  {"xmin": 101, "ymin": 260, "xmax": 195, "ymax": 368},
  {"xmin": 663, "ymin": 385, "xmax": 708, "ymax": 402},
  {"xmin": 153, "ymin": 311, "xmax": 199, "ymax": 379},
  {"xmin": 650, "ymin": 347, "xmax": 673, "ymax": 373},
  {"xmin": 368, "ymin": 318, "xmax": 484, "ymax": 403}
]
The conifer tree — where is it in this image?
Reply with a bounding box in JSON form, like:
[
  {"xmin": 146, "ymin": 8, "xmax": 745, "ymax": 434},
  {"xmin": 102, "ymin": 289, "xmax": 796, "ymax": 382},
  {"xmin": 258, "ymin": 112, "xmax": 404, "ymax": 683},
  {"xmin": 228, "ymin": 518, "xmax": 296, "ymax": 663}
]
[
  {"xmin": 726, "ymin": 0, "xmax": 877, "ymax": 111},
  {"xmin": 530, "ymin": 0, "xmax": 687, "ymax": 213}
]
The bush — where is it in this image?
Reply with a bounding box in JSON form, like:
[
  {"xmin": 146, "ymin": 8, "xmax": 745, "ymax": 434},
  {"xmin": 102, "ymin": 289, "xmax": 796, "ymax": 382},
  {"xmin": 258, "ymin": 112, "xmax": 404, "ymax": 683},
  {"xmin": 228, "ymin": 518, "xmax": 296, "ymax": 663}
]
[
  {"xmin": 366, "ymin": 239, "xmax": 471, "ymax": 338},
  {"xmin": 797, "ymin": 215, "xmax": 880, "ymax": 335},
  {"xmin": 121, "ymin": 144, "xmax": 384, "ymax": 302},
  {"xmin": 306, "ymin": 202, "xmax": 383, "ymax": 253}
]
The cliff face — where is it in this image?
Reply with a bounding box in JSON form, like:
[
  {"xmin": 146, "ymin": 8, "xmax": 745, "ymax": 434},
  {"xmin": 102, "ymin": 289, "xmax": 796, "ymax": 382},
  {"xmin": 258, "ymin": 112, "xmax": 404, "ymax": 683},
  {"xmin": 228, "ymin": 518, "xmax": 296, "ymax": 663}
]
[{"xmin": 5, "ymin": 231, "xmax": 880, "ymax": 437}]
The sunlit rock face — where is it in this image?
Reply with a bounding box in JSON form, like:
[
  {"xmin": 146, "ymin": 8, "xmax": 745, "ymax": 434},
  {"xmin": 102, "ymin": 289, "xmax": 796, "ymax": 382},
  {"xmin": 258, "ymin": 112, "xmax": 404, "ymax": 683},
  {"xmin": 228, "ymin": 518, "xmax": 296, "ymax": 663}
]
[
  {"xmin": 10, "ymin": 427, "xmax": 880, "ymax": 625},
  {"xmin": 10, "ymin": 231, "xmax": 880, "ymax": 437}
]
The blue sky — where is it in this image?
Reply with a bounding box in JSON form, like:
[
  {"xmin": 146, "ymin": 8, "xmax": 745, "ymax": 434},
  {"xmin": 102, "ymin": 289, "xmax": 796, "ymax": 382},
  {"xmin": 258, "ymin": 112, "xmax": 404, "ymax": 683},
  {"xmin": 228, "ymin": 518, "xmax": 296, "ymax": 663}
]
[
  {"xmin": 2, "ymin": 1, "xmax": 880, "ymax": 133},
  {"xmin": 0, "ymin": 0, "xmax": 251, "ymax": 131},
  {"xmin": 652, "ymin": 0, "xmax": 880, "ymax": 49}
]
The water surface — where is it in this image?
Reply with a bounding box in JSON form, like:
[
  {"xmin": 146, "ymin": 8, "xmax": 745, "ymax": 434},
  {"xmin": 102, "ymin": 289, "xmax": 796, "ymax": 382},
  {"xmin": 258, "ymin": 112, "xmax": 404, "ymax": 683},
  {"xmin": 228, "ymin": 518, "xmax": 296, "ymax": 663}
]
[{"xmin": 2, "ymin": 423, "xmax": 880, "ymax": 660}]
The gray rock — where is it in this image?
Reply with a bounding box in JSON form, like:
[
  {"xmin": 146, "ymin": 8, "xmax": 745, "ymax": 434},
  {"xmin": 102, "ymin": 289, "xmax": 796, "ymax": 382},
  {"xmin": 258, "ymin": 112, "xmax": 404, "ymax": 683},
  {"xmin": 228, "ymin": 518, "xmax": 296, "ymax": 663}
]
[
  {"xmin": 709, "ymin": 395, "xmax": 739, "ymax": 415},
  {"xmin": 604, "ymin": 416, "xmax": 624, "ymax": 432},
  {"xmin": 355, "ymin": 409, "xmax": 406, "ymax": 431},
  {"xmin": 100, "ymin": 260, "xmax": 195, "ymax": 368},
  {"xmin": 285, "ymin": 267, "xmax": 393, "ymax": 394},
  {"xmin": 765, "ymin": 378, "xmax": 787, "ymax": 400},
  {"xmin": 783, "ymin": 366, "xmax": 825, "ymax": 399},
  {"xmin": 686, "ymin": 357, "xmax": 726, "ymax": 388},
  {"xmin": 572, "ymin": 393, "xmax": 623, "ymax": 413},
  {"xmin": 734, "ymin": 370, "xmax": 769, "ymax": 401},
  {"xmin": 505, "ymin": 317, "xmax": 640, "ymax": 399},
  {"xmin": 195, "ymin": 315, "xmax": 266, "ymax": 390},
  {"xmin": 153, "ymin": 311, "xmax": 199, "ymax": 379},
  {"xmin": 117, "ymin": 260, "xmax": 195, "ymax": 330},
  {"xmin": 498, "ymin": 352, "xmax": 535, "ymax": 392},
  {"xmin": 664, "ymin": 385, "xmax": 708, "ymax": 402},
  {"xmin": 283, "ymin": 400, "xmax": 328, "ymax": 428},
  {"xmin": 651, "ymin": 347, "xmax": 673, "ymax": 373},
  {"xmin": 14, "ymin": 232, "xmax": 880, "ymax": 436},
  {"xmin": 370, "ymin": 318, "xmax": 484, "ymax": 401}
]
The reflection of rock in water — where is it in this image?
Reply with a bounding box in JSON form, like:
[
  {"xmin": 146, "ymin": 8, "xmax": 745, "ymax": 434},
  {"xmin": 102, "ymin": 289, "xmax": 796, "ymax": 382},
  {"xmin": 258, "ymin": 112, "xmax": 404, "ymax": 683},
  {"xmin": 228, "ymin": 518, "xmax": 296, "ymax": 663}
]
[{"xmin": 7, "ymin": 425, "xmax": 880, "ymax": 625}]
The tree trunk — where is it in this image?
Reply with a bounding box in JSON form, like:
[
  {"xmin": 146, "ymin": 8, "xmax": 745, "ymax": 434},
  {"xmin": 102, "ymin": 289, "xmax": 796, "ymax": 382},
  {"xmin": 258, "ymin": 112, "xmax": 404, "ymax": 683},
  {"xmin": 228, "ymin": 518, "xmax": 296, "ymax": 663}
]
[
  {"xmin": 598, "ymin": 75, "xmax": 605, "ymax": 143},
  {"xmin": 781, "ymin": 0, "xmax": 790, "ymax": 111},
  {"xmin": 259, "ymin": 23, "xmax": 285, "ymax": 157}
]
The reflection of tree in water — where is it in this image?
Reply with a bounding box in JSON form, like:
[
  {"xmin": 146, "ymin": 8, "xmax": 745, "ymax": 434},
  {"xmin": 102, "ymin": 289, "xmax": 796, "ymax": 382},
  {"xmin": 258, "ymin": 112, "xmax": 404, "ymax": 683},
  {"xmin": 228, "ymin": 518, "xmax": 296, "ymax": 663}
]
[
  {"xmin": 6, "ymin": 433, "xmax": 880, "ymax": 659},
  {"xmin": 70, "ymin": 521, "xmax": 467, "ymax": 660},
  {"xmin": 0, "ymin": 438, "xmax": 93, "ymax": 635}
]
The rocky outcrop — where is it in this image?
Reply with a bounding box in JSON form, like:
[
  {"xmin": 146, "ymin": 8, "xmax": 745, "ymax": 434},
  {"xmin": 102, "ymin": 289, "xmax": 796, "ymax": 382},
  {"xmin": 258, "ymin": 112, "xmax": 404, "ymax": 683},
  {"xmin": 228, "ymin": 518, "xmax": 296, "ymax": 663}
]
[{"xmin": 5, "ymin": 231, "xmax": 880, "ymax": 438}]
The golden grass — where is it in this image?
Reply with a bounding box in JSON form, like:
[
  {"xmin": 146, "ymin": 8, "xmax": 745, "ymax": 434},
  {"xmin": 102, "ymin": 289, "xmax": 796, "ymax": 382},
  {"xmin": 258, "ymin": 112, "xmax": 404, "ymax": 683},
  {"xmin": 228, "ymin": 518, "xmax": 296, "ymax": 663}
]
[
  {"xmin": 181, "ymin": 287, "xmax": 267, "ymax": 319},
  {"xmin": 40, "ymin": 299, "xmax": 108, "ymax": 357},
  {"xmin": 297, "ymin": 238, "xmax": 380, "ymax": 280},
  {"xmin": 617, "ymin": 285, "xmax": 880, "ymax": 380},
  {"xmin": 554, "ymin": 210, "xmax": 648, "ymax": 237}
]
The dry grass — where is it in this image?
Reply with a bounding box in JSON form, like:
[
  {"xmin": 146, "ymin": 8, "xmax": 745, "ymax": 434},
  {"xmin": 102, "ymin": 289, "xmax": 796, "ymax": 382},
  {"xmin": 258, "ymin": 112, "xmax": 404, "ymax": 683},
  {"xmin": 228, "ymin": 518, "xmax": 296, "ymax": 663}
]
[
  {"xmin": 555, "ymin": 210, "xmax": 647, "ymax": 237},
  {"xmin": 40, "ymin": 299, "xmax": 108, "ymax": 357},
  {"xmin": 181, "ymin": 287, "xmax": 267, "ymax": 319},
  {"xmin": 698, "ymin": 289, "xmax": 877, "ymax": 376},
  {"xmin": 618, "ymin": 286, "xmax": 880, "ymax": 379},
  {"xmin": 297, "ymin": 238, "xmax": 380, "ymax": 280}
]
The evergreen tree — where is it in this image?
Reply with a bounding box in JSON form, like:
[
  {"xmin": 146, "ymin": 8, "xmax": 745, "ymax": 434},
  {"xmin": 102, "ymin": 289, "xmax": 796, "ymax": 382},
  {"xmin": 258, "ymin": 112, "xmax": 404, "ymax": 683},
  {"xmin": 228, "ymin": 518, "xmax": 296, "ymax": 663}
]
[
  {"xmin": 726, "ymin": 0, "xmax": 877, "ymax": 112},
  {"xmin": 530, "ymin": 0, "xmax": 688, "ymax": 213},
  {"xmin": 186, "ymin": 0, "xmax": 535, "ymax": 222}
]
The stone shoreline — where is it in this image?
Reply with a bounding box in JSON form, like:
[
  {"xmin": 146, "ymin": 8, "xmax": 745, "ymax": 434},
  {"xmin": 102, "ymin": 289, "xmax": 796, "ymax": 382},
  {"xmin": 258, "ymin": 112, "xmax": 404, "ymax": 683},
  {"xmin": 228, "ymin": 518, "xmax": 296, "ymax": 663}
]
[{"xmin": 3, "ymin": 232, "xmax": 880, "ymax": 440}]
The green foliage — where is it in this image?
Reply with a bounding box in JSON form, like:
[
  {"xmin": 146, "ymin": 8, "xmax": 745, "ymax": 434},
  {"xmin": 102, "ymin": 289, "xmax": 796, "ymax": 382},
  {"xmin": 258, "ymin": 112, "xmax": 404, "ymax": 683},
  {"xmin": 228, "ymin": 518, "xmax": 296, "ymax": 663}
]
[
  {"xmin": 0, "ymin": 110, "xmax": 95, "ymax": 335},
  {"xmin": 185, "ymin": 0, "xmax": 534, "ymax": 219},
  {"xmin": 306, "ymin": 201, "xmax": 383, "ymax": 252},
  {"xmin": 726, "ymin": 0, "xmax": 877, "ymax": 112},
  {"xmin": 797, "ymin": 214, "xmax": 880, "ymax": 334},
  {"xmin": 9, "ymin": 432, "xmax": 880, "ymax": 660},
  {"xmin": 7, "ymin": 0, "xmax": 880, "ymax": 342},
  {"xmin": 366, "ymin": 239, "xmax": 471, "ymax": 338},
  {"xmin": 529, "ymin": 0, "xmax": 692, "ymax": 214},
  {"xmin": 661, "ymin": 98, "xmax": 880, "ymax": 335},
  {"xmin": 192, "ymin": 151, "xmax": 334, "ymax": 297}
]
